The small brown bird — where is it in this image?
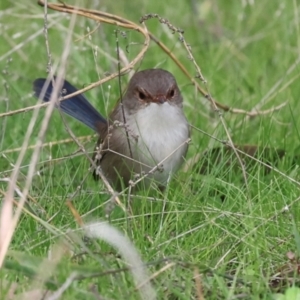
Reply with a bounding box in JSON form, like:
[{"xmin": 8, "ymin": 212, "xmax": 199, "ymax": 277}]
[{"xmin": 33, "ymin": 69, "xmax": 189, "ymax": 190}]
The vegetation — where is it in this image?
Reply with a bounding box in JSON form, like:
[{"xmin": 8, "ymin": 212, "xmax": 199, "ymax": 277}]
[{"xmin": 0, "ymin": 0, "xmax": 300, "ymax": 299}]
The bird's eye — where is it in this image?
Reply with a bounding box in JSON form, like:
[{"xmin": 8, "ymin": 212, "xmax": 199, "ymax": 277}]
[
  {"xmin": 168, "ymin": 89, "xmax": 175, "ymax": 98},
  {"xmin": 139, "ymin": 91, "xmax": 146, "ymax": 100}
]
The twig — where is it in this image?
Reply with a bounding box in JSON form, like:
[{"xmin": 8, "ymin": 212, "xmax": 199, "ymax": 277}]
[
  {"xmin": 194, "ymin": 267, "xmax": 204, "ymax": 300},
  {"xmin": 115, "ymin": 29, "xmax": 133, "ymax": 159},
  {"xmin": 1, "ymin": 135, "xmax": 95, "ymax": 154},
  {"xmin": 47, "ymin": 272, "xmax": 77, "ymax": 300},
  {"xmin": 43, "ymin": 0, "xmax": 52, "ymax": 75}
]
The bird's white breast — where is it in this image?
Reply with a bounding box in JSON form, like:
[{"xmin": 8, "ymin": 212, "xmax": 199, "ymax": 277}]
[{"xmin": 127, "ymin": 102, "xmax": 189, "ymax": 184}]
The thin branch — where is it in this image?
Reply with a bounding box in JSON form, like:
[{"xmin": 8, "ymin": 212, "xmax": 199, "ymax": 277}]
[{"xmin": 115, "ymin": 29, "xmax": 133, "ymax": 159}]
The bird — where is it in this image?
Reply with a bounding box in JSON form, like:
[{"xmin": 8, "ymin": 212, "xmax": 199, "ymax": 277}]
[{"xmin": 33, "ymin": 69, "xmax": 189, "ymax": 191}]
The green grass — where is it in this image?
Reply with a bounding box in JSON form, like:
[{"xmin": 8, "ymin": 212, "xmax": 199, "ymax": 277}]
[{"xmin": 1, "ymin": 0, "xmax": 300, "ymax": 299}]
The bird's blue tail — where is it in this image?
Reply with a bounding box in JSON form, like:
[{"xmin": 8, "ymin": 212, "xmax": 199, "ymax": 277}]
[{"xmin": 33, "ymin": 78, "xmax": 107, "ymax": 132}]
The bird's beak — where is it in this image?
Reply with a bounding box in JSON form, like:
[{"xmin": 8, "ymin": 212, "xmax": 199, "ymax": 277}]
[{"xmin": 153, "ymin": 95, "xmax": 166, "ymax": 104}]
